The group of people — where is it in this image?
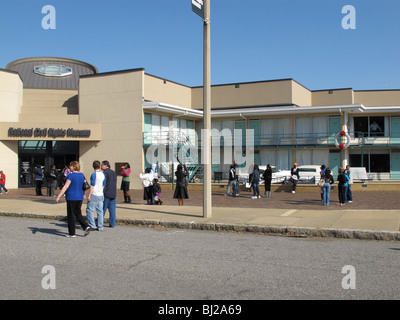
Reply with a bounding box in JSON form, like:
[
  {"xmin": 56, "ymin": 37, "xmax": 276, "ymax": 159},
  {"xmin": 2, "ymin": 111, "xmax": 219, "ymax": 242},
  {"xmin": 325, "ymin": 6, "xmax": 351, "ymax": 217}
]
[
  {"xmin": 226, "ymin": 161, "xmax": 274, "ymax": 199},
  {"xmin": 34, "ymin": 164, "xmax": 73, "ymax": 197},
  {"xmin": 225, "ymin": 160, "xmax": 354, "ymax": 206},
  {"xmin": 55, "ymin": 160, "xmax": 117, "ymax": 238},
  {"xmin": 139, "ymin": 164, "xmax": 163, "ymax": 205},
  {"xmin": 139, "ymin": 163, "xmax": 188, "ymax": 206},
  {"xmin": 319, "ymin": 164, "xmax": 353, "ymax": 206}
]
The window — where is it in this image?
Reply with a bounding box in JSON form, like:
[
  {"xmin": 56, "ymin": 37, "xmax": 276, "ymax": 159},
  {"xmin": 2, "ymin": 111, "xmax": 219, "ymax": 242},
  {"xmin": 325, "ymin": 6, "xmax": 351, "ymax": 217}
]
[
  {"xmin": 349, "ymin": 151, "xmax": 390, "ymax": 172},
  {"xmin": 353, "ymin": 116, "xmax": 384, "ymax": 137}
]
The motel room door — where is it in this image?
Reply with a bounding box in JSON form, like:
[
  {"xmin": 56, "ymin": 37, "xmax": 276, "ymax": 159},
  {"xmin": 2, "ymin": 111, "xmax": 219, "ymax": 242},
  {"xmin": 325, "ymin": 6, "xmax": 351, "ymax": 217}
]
[
  {"xmin": 390, "ymin": 151, "xmax": 400, "ymax": 179},
  {"xmin": 329, "ymin": 150, "xmax": 341, "ymax": 180}
]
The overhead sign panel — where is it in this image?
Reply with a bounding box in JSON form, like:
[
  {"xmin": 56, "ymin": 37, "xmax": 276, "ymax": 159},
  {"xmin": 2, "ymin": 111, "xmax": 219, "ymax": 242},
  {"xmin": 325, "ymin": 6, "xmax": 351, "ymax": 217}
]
[{"xmin": 191, "ymin": 0, "xmax": 204, "ymax": 18}]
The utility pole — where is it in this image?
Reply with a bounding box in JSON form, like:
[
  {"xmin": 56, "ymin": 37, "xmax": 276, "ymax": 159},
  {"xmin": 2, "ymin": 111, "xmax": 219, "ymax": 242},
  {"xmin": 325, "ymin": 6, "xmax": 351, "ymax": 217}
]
[
  {"xmin": 202, "ymin": 0, "xmax": 212, "ymax": 218},
  {"xmin": 191, "ymin": 0, "xmax": 212, "ymax": 218}
]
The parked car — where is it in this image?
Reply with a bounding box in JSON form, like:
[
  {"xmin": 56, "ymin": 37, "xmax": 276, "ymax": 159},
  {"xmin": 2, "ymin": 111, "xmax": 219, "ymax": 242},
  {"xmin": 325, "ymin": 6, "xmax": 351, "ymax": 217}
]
[
  {"xmin": 239, "ymin": 165, "xmax": 291, "ymax": 185},
  {"xmin": 297, "ymin": 165, "xmax": 322, "ymax": 184}
]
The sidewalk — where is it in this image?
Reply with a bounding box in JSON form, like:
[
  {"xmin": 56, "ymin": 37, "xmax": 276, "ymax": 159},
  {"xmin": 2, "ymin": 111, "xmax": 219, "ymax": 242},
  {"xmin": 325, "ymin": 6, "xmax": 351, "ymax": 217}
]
[{"xmin": 1, "ymin": 188, "xmax": 400, "ymax": 241}]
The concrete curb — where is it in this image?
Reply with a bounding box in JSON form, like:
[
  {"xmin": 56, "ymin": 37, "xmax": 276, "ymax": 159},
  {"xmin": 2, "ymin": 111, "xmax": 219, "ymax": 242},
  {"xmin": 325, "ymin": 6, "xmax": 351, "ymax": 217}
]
[{"xmin": 2, "ymin": 210, "xmax": 400, "ymax": 242}]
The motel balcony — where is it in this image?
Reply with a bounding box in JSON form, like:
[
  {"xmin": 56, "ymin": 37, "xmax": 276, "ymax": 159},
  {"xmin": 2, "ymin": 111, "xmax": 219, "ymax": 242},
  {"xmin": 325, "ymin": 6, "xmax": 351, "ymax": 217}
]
[{"xmin": 143, "ymin": 131, "xmax": 400, "ymax": 149}]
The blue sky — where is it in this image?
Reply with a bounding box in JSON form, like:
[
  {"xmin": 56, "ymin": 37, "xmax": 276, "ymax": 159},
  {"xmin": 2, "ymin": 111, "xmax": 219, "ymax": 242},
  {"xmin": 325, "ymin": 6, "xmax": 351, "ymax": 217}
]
[{"xmin": 1, "ymin": 0, "xmax": 399, "ymax": 90}]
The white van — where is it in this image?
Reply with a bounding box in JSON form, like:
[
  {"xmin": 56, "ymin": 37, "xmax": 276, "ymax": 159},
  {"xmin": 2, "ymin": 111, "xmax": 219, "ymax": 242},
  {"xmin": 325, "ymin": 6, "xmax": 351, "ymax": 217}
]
[{"xmin": 297, "ymin": 165, "xmax": 322, "ymax": 184}]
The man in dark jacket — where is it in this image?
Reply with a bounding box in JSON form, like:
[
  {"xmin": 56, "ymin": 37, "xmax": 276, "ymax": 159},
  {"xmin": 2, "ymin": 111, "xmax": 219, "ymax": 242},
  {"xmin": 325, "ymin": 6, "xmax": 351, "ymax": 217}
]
[
  {"xmin": 290, "ymin": 162, "xmax": 299, "ymax": 193},
  {"xmin": 226, "ymin": 165, "xmax": 237, "ymax": 196},
  {"xmin": 101, "ymin": 160, "xmax": 117, "ymax": 227}
]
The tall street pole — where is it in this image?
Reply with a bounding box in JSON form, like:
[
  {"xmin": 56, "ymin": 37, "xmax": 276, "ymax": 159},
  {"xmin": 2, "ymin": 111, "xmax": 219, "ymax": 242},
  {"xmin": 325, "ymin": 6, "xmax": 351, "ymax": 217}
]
[{"xmin": 203, "ymin": 0, "xmax": 212, "ymax": 218}]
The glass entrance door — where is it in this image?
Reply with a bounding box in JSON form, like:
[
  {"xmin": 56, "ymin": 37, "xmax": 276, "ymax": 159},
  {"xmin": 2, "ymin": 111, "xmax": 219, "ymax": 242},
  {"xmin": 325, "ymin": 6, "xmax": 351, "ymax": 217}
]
[{"xmin": 19, "ymin": 155, "xmax": 46, "ymax": 188}]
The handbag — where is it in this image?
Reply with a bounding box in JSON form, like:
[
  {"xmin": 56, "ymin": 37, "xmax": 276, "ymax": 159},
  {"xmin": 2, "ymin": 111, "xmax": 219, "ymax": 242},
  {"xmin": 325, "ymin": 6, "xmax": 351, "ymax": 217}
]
[
  {"xmin": 82, "ymin": 176, "xmax": 90, "ymax": 191},
  {"xmin": 318, "ymin": 178, "xmax": 325, "ymax": 187}
]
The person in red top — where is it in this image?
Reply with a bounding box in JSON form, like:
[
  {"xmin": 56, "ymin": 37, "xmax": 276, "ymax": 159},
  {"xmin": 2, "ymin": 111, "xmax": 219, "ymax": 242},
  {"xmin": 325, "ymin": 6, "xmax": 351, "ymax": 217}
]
[
  {"xmin": 0, "ymin": 171, "xmax": 9, "ymax": 195},
  {"xmin": 120, "ymin": 163, "xmax": 131, "ymax": 203}
]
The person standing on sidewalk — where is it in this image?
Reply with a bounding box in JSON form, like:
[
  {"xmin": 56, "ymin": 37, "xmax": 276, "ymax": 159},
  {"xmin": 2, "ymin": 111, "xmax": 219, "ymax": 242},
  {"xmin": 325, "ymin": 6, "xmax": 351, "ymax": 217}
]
[
  {"xmin": 321, "ymin": 168, "xmax": 334, "ymax": 206},
  {"xmin": 263, "ymin": 164, "xmax": 272, "ymax": 197},
  {"xmin": 45, "ymin": 165, "xmax": 58, "ymax": 197},
  {"xmin": 34, "ymin": 165, "xmax": 44, "ymax": 196},
  {"xmin": 173, "ymin": 164, "xmax": 189, "ymax": 206},
  {"xmin": 56, "ymin": 161, "xmax": 90, "ymax": 238},
  {"xmin": 0, "ymin": 171, "xmax": 9, "ymax": 195},
  {"xmin": 345, "ymin": 165, "xmax": 353, "ymax": 203},
  {"xmin": 290, "ymin": 162, "xmax": 299, "ymax": 193},
  {"xmin": 101, "ymin": 160, "xmax": 117, "ymax": 228},
  {"xmin": 86, "ymin": 160, "xmax": 106, "ymax": 231},
  {"xmin": 337, "ymin": 168, "xmax": 349, "ymax": 205},
  {"xmin": 120, "ymin": 163, "xmax": 131, "ymax": 203},
  {"xmin": 225, "ymin": 165, "xmax": 237, "ymax": 196},
  {"xmin": 251, "ymin": 164, "xmax": 261, "ymax": 199}
]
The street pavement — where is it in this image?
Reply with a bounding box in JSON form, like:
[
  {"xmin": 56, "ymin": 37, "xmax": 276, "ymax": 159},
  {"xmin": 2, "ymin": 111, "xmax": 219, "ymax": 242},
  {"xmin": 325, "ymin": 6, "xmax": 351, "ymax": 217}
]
[{"xmin": 1, "ymin": 186, "xmax": 400, "ymax": 241}]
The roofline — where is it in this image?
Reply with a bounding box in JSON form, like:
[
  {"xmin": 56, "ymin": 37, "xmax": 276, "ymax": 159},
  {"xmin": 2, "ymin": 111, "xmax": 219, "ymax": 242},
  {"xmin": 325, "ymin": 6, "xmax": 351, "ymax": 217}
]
[
  {"xmin": 144, "ymin": 102, "xmax": 391, "ymax": 118},
  {"xmin": 6, "ymin": 57, "xmax": 98, "ymax": 74},
  {"xmin": 80, "ymin": 67, "xmax": 145, "ymax": 79},
  {"xmin": 0, "ymin": 68, "xmax": 23, "ymax": 82}
]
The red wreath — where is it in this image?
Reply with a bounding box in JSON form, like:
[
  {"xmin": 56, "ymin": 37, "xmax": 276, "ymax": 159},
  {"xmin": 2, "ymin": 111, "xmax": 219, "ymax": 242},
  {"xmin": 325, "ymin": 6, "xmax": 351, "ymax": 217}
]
[{"xmin": 340, "ymin": 130, "xmax": 346, "ymax": 136}]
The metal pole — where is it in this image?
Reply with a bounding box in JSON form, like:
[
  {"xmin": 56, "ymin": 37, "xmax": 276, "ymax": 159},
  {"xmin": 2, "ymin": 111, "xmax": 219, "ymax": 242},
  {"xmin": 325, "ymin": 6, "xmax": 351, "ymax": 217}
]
[{"xmin": 203, "ymin": 0, "xmax": 212, "ymax": 218}]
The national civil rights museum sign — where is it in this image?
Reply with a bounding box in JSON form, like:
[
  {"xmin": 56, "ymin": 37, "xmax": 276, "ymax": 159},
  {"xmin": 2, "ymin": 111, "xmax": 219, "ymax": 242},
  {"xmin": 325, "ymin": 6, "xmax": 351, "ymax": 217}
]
[
  {"xmin": 0, "ymin": 123, "xmax": 102, "ymax": 141},
  {"xmin": 8, "ymin": 127, "xmax": 91, "ymax": 138}
]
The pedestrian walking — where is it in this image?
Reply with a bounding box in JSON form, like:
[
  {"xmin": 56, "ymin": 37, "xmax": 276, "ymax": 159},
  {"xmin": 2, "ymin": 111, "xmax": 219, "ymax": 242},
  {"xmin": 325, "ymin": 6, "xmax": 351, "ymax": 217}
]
[
  {"xmin": 86, "ymin": 160, "xmax": 106, "ymax": 231},
  {"xmin": 173, "ymin": 164, "xmax": 188, "ymax": 206},
  {"xmin": 0, "ymin": 170, "xmax": 9, "ymax": 195},
  {"xmin": 290, "ymin": 162, "xmax": 299, "ymax": 193},
  {"xmin": 250, "ymin": 164, "xmax": 261, "ymax": 199},
  {"xmin": 321, "ymin": 168, "xmax": 334, "ymax": 206},
  {"xmin": 101, "ymin": 160, "xmax": 117, "ymax": 228},
  {"xmin": 263, "ymin": 164, "xmax": 272, "ymax": 197},
  {"xmin": 56, "ymin": 161, "xmax": 90, "ymax": 238},
  {"xmin": 120, "ymin": 163, "xmax": 131, "ymax": 203}
]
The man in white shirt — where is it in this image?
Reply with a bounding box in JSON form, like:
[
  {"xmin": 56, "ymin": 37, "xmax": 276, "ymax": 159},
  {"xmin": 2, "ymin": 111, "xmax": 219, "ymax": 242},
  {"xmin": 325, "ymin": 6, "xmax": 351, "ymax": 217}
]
[{"xmin": 86, "ymin": 160, "xmax": 106, "ymax": 231}]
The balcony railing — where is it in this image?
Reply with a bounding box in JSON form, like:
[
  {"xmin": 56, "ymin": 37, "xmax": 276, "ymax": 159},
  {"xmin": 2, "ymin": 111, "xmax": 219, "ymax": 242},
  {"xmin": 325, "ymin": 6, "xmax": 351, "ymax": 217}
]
[{"xmin": 143, "ymin": 131, "xmax": 400, "ymax": 148}]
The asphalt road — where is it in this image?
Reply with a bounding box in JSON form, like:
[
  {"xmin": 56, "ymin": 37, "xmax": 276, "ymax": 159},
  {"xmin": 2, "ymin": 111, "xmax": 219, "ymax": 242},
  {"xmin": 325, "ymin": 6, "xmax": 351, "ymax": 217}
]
[{"xmin": 1, "ymin": 216, "xmax": 400, "ymax": 302}]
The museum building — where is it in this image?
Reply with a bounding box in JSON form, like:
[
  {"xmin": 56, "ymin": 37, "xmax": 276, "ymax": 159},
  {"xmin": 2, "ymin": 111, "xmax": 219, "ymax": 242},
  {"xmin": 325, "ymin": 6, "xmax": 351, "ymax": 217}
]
[{"xmin": 1, "ymin": 56, "xmax": 400, "ymax": 190}]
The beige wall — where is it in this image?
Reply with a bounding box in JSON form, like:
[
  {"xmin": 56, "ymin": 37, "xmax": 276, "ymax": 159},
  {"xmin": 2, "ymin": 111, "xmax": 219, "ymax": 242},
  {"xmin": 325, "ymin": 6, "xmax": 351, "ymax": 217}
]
[
  {"xmin": 291, "ymin": 81, "xmax": 312, "ymax": 107},
  {"xmin": 312, "ymin": 89, "xmax": 354, "ymax": 106},
  {"xmin": 354, "ymin": 90, "xmax": 400, "ymax": 107},
  {"xmin": 0, "ymin": 141, "xmax": 18, "ymax": 189},
  {"xmin": 144, "ymin": 74, "xmax": 192, "ymax": 108},
  {"xmin": 19, "ymin": 89, "xmax": 79, "ymax": 123},
  {"xmin": 192, "ymin": 79, "xmax": 294, "ymax": 109},
  {"xmin": 79, "ymin": 70, "xmax": 145, "ymax": 189},
  {"xmin": 0, "ymin": 71, "xmax": 23, "ymax": 122}
]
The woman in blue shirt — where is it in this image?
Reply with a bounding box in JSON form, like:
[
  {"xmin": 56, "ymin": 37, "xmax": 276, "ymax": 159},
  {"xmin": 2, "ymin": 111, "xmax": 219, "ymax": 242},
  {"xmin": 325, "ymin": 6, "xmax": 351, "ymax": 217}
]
[{"xmin": 56, "ymin": 161, "xmax": 90, "ymax": 238}]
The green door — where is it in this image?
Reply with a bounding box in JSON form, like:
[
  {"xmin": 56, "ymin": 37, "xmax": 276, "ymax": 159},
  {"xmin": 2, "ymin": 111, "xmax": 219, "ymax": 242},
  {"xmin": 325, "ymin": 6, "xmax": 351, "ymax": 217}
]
[
  {"xmin": 329, "ymin": 116, "xmax": 342, "ymax": 144},
  {"xmin": 390, "ymin": 151, "xmax": 400, "ymax": 179},
  {"xmin": 253, "ymin": 153, "xmax": 261, "ymax": 166},
  {"xmin": 235, "ymin": 120, "xmax": 246, "ymax": 147},
  {"xmin": 187, "ymin": 120, "xmax": 194, "ymax": 144},
  {"xmin": 144, "ymin": 113, "xmax": 152, "ymax": 146},
  {"xmin": 248, "ymin": 119, "xmax": 260, "ymax": 147},
  {"xmin": 390, "ymin": 117, "xmax": 400, "ymax": 144},
  {"xmin": 329, "ymin": 151, "xmax": 341, "ymax": 180}
]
